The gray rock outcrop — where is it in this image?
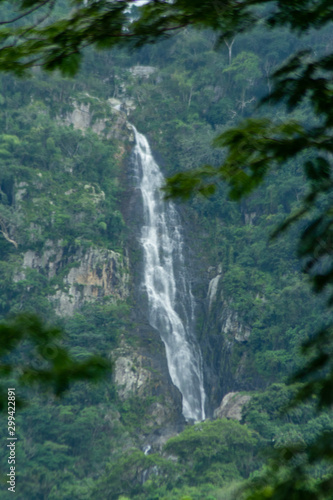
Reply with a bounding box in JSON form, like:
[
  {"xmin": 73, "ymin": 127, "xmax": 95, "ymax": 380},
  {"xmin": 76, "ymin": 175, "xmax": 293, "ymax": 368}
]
[{"xmin": 213, "ymin": 391, "xmax": 251, "ymax": 421}]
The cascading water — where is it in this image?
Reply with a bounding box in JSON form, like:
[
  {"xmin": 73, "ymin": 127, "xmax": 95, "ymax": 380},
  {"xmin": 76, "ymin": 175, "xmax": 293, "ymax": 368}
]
[{"xmin": 132, "ymin": 126, "xmax": 206, "ymax": 421}]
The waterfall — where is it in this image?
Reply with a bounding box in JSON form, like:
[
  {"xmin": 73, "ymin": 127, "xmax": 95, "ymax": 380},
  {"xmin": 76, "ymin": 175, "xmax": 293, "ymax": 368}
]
[{"xmin": 132, "ymin": 126, "xmax": 206, "ymax": 421}]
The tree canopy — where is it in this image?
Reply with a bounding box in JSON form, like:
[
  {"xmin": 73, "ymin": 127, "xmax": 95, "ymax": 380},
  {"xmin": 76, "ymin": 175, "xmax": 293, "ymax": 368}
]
[
  {"xmin": 1, "ymin": 1, "xmax": 333, "ymax": 499},
  {"xmin": 0, "ymin": 0, "xmax": 329, "ymax": 75}
]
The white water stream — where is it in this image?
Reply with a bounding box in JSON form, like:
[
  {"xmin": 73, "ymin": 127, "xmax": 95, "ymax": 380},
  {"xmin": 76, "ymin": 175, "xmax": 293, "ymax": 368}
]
[{"xmin": 132, "ymin": 127, "xmax": 206, "ymax": 421}]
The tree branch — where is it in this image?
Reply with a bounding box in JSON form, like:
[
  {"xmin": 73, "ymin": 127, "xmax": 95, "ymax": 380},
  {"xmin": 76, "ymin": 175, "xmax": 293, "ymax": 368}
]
[{"xmin": 0, "ymin": 0, "xmax": 53, "ymax": 26}]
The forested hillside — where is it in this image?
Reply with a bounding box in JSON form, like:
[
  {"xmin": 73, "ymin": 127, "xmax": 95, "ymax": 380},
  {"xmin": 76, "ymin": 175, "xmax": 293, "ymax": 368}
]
[{"xmin": 0, "ymin": 4, "xmax": 332, "ymax": 499}]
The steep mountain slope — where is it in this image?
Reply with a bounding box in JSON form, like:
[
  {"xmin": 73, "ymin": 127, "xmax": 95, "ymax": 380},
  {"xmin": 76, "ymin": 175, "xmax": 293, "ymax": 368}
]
[{"xmin": 0, "ymin": 24, "xmax": 330, "ymax": 499}]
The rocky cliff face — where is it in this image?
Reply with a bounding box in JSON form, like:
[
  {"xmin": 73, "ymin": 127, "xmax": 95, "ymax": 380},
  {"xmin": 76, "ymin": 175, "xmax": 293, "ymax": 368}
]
[
  {"xmin": 113, "ymin": 325, "xmax": 184, "ymax": 434},
  {"xmin": 8, "ymin": 96, "xmax": 185, "ymax": 436},
  {"xmin": 62, "ymin": 98, "xmax": 134, "ymax": 142},
  {"xmin": 213, "ymin": 392, "xmax": 251, "ymax": 421},
  {"xmin": 60, "ymin": 99, "xmax": 254, "ymax": 424},
  {"xmin": 16, "ymin": 243, "xmax": 129, "ymax": 316},
  {"xmin": 196, "ymin": 264, "xmax": 253, "ymax": 416},
  {"xmin": 11, "ymin": 98, "xmax": 132, "ymax": 314},
  {"xmin": 7, "ymin": 92, "xmax": 252, "ymax": 431}
]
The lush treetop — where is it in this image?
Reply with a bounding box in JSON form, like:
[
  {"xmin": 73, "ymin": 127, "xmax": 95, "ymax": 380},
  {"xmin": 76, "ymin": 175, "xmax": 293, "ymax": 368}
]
[
  {"xmin": 1, "ymin": 1, "xmax": 333, "ymax": 499},
  {"xmin": 0, "ymin": 1, "xmax": 332, "ymax": 75}
]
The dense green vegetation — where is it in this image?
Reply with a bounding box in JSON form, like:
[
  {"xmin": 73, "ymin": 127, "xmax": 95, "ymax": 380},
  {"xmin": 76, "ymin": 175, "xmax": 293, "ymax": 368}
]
[
  {"xmin": 125, "ymin": 25, "xmax": 329, "ymax": 387},
  {"xmin": 0, "ymin": 63, "xmax": 136, "ymax": 498},
  {"xmin": 0, "ymin": 2, "xmax": 333, "ymax": 499}
]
